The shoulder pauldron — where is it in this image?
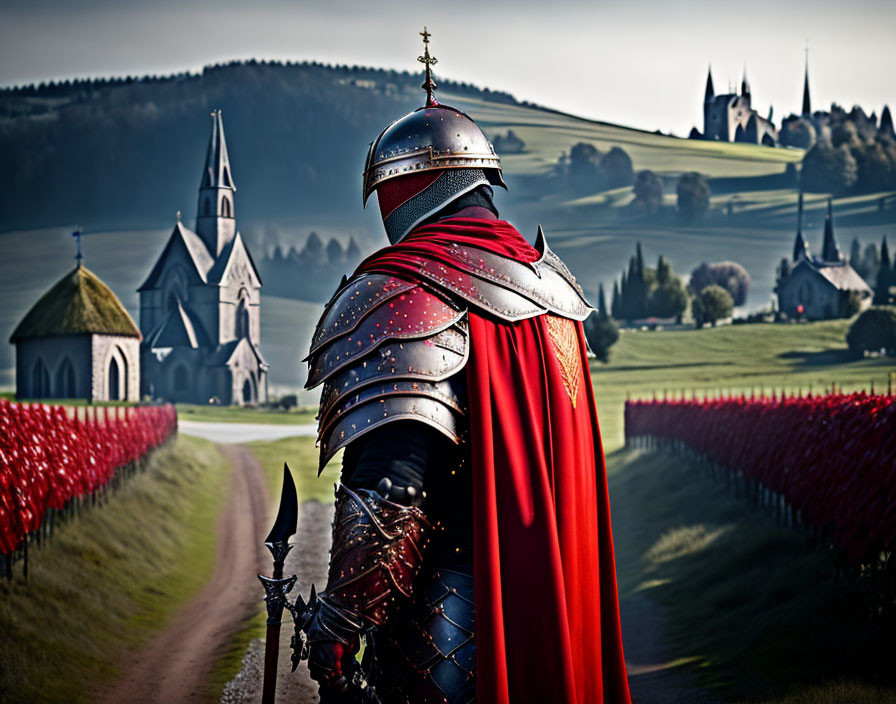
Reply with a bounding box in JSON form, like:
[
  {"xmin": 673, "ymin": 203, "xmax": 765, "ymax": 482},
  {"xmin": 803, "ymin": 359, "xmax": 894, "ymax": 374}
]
[
  {"xmin": 413, "ymin": 226, "xmax": 592, "ymax": 322},
  {"xmin": 306, "ymin": 274, "xmax": 469, "ymax": 472}
]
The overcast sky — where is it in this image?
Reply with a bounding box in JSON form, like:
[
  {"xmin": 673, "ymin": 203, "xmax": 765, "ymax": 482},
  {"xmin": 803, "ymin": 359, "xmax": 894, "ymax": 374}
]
[{"xmin": 1, "ymin": 0, "xmax": 893, "ymax": 135}]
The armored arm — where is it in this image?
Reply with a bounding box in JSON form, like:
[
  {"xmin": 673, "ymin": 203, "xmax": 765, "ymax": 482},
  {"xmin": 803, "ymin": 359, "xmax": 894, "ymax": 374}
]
[{"xmin": 304, "ymin": 275, "xmax": 468, "ymax": 686}]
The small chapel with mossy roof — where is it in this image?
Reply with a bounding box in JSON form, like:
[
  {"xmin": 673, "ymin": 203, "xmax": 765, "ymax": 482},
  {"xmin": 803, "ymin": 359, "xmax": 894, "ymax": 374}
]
[
  {"xmin": 10, "ymin": 260, "xmax": 141, "ymax": 402},
  {"xmin": 138, "ymin": 110, "xmax": 268, "ymax": 405}
]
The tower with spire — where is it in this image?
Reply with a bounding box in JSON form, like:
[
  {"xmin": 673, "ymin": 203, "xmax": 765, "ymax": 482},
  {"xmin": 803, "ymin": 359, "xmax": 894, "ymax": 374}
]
[
  {"xmin": 801, "ymin": 51, "xmax": 812, "ymax": 117},
  {"xmin": 137, "ymin": 111, "xmax": 268, "ymax": 405},
  {"xmin": 776, "ymin": 196, "xmax": 872, "ymax": 319},
  {"xmin": 196, "ymin": 110, "xmax": 237, "ymax": 256}
]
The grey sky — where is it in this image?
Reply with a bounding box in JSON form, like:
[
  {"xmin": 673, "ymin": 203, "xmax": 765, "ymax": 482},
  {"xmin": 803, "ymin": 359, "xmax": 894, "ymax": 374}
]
[{"xmin": 1, "ymin": 0, "xmax": 893, "ymax": 135}]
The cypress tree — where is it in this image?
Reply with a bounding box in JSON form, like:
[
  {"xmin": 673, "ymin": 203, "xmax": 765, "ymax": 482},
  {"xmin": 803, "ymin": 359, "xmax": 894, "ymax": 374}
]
[
  {"xmin": 875, "ymin": 236, "xmax": 892, "ymax": 304},
  {"xmin": 598, "ymin": 283, "xmax": 609, "ymax": 321},
  {"xmin": 611, "ymin": 280, "xmax": 621, "ymax": 320}
]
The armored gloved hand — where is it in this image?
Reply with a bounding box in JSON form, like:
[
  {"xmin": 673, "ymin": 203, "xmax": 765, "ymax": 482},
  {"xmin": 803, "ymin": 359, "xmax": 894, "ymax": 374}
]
[{"xmin": 306, "ymin": 480, "xmax": 430, "ymax": 691}]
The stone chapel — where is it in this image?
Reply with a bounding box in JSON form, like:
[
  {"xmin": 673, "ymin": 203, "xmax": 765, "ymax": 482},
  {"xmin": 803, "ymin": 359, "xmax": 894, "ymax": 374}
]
[{"xmin": 138, "ymin": 110, "xmax": 268, "ymax": 405}]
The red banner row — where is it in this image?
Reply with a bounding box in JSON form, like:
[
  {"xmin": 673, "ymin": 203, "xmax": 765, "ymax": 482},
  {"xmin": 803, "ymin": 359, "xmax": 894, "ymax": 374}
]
[
  {"xmin": 0, "ymin": 400, "xmax": 177, "ymax": 554},
  {"xmin": 624, "ymin": 392, "xmax": 896, "ymax": 566}
]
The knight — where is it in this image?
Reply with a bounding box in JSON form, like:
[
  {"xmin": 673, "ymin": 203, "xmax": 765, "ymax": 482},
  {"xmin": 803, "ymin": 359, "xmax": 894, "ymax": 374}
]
[{"xmin": 303, "ymin": 28, "xmax": 632, "ymax": 704}]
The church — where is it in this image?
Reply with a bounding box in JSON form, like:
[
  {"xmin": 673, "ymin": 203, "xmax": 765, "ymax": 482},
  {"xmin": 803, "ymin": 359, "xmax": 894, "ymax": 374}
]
[
  {"xmin": 11, "ymin": 257, "xmax": 141, "ymax": 402},
  {"xmin": 776, "ymin": 194, "xmax": 872, "ymax": 320},
  {"xmin": 702, "ymin": 68, "xmax": 777, "ymax": 146},
  {"xmin": 138, "ymin": 110, "xmax": 268, "ymax": 405}
]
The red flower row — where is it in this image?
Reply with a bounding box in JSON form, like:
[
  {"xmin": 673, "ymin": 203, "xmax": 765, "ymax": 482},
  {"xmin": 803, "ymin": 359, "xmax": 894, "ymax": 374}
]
[
  {"xmin": 625, "ymin": 393, "xmax": 896, "ymax": 566},
  {"xmin": 0, "ymin": 400, "xmax": 177, "ymax": 554}
]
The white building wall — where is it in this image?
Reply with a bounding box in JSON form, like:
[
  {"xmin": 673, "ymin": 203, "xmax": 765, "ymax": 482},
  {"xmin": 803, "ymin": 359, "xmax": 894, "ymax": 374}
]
[{"xmin": 91, "ymin": 335, "xmax": 140, "ymax": 402}]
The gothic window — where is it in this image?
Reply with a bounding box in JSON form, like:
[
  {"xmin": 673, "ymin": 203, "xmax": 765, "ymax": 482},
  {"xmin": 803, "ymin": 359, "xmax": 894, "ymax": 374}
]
[
  {"xmin": 107, "ymin": 346, "xmax": 128, "ymax": 401},
  {"xmin": 242, "ymin": 377, "xmax": 254, "ymax": 404},
  {"xmin": 222, "ymin": 196, "xmax": 231, "ymax": 218},
  {"xmin": 164, "ymin": 266, "xmax": 188, "ymax": 311},
  {"xmin": 55, "ymin": 357, "xmax": 76, "ymax": 398},
  {"xmin": 236, "ymin": 292, "xmax": 250, "ymax": 339},
  {"xmin": 32, "ymin": 358, "xmax": 50, "ymax": 398},
  {"xmin": 108, "ymin": 356, "xmax": 120, "ymax": 401}
]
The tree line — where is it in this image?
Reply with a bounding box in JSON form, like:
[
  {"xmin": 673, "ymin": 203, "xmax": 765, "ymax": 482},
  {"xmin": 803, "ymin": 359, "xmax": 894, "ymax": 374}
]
[{"xmin": 260, "ymin": 232, "xmax": 363, "ymax": 302}]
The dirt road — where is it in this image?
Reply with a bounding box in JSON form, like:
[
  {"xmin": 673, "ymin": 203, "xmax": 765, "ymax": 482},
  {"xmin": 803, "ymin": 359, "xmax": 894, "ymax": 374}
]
[{"xmin": 102, "ymin": 445, "xmax": 270, "ymax": 704}]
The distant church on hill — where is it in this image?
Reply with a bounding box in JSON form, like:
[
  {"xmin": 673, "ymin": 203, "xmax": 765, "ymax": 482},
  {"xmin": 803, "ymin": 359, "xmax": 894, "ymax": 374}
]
[
  {"xmin": 702, "ymin": 68, "xmax": 777, "ymax": 146},
  {"xmin": 776, "ymin": 194, "xmax": 872, "ymax": 320},
  {"xmin": 11, "ymin": 252, "xmax": 141, "ymax": 402},
  {"xmin": 138, "ymin": 110, "xmax": 268, "ymax": 405}
]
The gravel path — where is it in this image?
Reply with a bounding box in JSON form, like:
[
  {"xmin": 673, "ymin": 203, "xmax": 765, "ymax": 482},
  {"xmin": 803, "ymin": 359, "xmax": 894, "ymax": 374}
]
[
  {"xmin": 101, "ymin": 445, "xmax": 270, "ymax": 704},
  {"xmin": 221, "ymin": 500, "xmax": 334, "ymax": 704},
  {"xmin": 178, "ymin": 420, "xmax": 318, "ymax": 444}
]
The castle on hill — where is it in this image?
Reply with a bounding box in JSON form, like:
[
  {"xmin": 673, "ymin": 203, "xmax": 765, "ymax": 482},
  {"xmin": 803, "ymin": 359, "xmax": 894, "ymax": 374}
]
[
  {"xmin": 138, "ymin": 110, "xmax": 268, "ymax": 405},
  {"xmin": 702, "ymin": 69, "xmax": 777, "ymax": 146}
]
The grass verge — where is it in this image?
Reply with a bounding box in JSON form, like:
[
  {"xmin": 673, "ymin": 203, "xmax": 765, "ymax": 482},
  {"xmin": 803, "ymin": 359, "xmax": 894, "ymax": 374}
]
[
  {"xmin": 176, "ymin": 403, "xmax": 318, "ymax": 425},
  {"xmin": 607, "ymin": 448, "xmax": 896, "ymax": 702},
  {"xmin": 0, "ymin": 434, "xmax": 230, "ymax": 704}
]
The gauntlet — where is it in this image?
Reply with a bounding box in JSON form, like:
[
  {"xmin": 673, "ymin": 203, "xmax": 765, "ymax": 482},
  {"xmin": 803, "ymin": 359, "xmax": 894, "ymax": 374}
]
[{"xmin": 306, "ymin": 481, "xmax": 430, "ymax": 685}]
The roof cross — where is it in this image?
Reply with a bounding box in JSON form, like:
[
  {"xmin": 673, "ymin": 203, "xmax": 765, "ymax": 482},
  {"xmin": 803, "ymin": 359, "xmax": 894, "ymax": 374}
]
[
  {"xmin": 418, "ymin": 26, "xmax": 439, "ymax": 107},
  {"xmin": 72, "ymin": 228, "xmax": 83, "ymax": 265}
]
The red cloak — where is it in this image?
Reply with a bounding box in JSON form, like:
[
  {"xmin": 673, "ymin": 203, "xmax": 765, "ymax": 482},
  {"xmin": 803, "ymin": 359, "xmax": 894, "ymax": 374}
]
[{"xmin": 358, "ymin": 218, "xmax": 631, "ymax": 704}]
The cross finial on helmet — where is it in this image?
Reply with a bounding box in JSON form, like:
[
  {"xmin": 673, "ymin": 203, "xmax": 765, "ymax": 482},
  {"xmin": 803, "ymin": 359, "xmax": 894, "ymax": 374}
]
[{"xmin": 418, "ymin": 26, "xmax": 439, "ymax": 108}]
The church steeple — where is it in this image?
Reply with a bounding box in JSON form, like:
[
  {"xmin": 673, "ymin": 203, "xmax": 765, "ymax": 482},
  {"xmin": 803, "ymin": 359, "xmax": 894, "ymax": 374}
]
[
  {"xmin": 793, "ymin": 190, "xmax": 810, "ymax": 261},
  {"xmin": 704, "ymin": 65, "xmax": 715, "ymax": 102},
  {"xmin": 801, "ymin": 52, "xmax": 811, "ymax": 116},
  {"xmin": 741, "ymin": 67, "xmax": 751, "ymax": 98},
  {"xmin": 196, "ymin": 110, "xmax": 237, "ymax": 256},
  {"xmin": 821, "ymin": 198, "xmax": 843, "ymax": 263}
]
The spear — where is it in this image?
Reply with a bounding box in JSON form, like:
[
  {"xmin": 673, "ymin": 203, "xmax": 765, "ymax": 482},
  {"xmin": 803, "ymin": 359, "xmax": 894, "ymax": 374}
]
[{"xmin": 258, "ymin": 464, "xmax": 300, "ymax": 704}]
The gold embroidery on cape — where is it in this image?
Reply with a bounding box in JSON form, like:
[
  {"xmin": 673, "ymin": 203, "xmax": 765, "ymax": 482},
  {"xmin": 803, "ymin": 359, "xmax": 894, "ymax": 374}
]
[{"xmin": 545, "ymin": 315, "xmax": 581, "ymax": 408}]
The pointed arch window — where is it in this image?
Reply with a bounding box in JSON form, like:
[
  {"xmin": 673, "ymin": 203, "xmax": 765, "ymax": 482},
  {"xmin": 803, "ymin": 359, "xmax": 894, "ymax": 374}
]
[
  {"xmin": 32, "ymin": 358, "xmax": 50, "ymax": 398},
  {"xmin": 55, "ymin": 357, "xmax": 76, "ymax": 398},
  {"xmin": 221, "ymin": 195, "xmax": 231, "ymax": 218}
]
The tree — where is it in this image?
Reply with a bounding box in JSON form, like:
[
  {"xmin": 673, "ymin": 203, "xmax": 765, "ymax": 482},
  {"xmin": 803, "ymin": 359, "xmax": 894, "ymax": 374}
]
[
  {"xmin": 650, "ymin": 256, "xmax": 688, "ymax": 319},
  {"xmin": 602, "ymin": 146, "xmax": 634, "ymax": 189},
  {"xmin": 597, "ymin": 283, "xmax": 609, "ymax": 320},
  {"xmin": 492, "ymin": 129, "xmax": 526, "ymax": 154},
  {"xmin": 583, "ymin": 312, "xmax": 620, "ymax": 363},
  {"xmin": 325, "ymin": 237, "xmax": 344, "ymax": 264},
  {"xmin": 874, "ymin": 236, "xmax": 893, "ymax": 305},
  {"xmin": 802, "ymin": 142, "xmax": 858, "ymax": 194},
  {"xmin": 611, "ymin": 280, "xmax": 621, "ymax": 320},
  {"xmin": 693, "ymin": 285, "xmax": 733, "ymax": 327},
  {"xmin": 689, "ymin": 261, "xmax": 751, "ymax": 306},
  {"xmin": 846, "ymin": 306, "xmax": 896, "ymax": 357},
  {"xmin": 632, "ymin": 170, "xmax": 663, "ymax": 213},
  {"xmin": 676, "ymin": 172, "xmax": 710, "ymax": 221},
  {"xmin": 779, "ymin": 116, "xmax": 816, "ymax": 150}
]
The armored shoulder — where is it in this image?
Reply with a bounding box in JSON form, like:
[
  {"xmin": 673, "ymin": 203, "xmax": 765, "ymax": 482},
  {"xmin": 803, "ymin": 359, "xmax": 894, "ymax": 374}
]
[
  {"xmin": 305, "ymin": 273, "xmax": 468, "ymax": 472},
  {"xmin": 412, "ymin": 226, "xmax": 593, "ymax": 322}
]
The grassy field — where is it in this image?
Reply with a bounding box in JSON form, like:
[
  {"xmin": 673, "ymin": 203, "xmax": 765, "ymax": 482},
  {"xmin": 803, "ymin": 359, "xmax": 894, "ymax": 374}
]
[
  {"xmin": 0, "ymin": 434, "xmax": 230, "ymax": 704},
  {"xmin": 443, "ymin": 92, "xmax": 804, "ymax": 180},
  {"xmin": 591, "ymin": 319, "xmax": 895, "ymax": 452},
  {"xmin": 606, "ymin": 448, "xmax": 896, "ymax": 702}
]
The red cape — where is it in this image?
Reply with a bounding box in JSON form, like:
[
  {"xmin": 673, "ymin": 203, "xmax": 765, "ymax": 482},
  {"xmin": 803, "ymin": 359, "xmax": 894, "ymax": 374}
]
[{"xmin": 359, "ymin": 219, "xmax": 631, "ymax": 704}]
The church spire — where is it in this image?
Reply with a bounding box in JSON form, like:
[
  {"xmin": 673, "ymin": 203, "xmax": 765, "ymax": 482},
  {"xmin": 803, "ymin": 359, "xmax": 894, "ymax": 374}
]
[
  {"xmin": 196, "ymin": 109, "xmax": 237, "ymax": 256},
  {"xmin": 704, "ymin": 65, "xmax": 715, "ymax": 102},
  {"xmin": 801, "ymin": 46, "xmax": 811, "ymax": 116},
  {"xmin": 793, "ymin": 190, "xmax": 810, "ymax": 261},
  {"xmin": 821, "ymin": 198, "xmax": 843, "ymax": 263},
  {"xmin": 741, "ymin": 66, "xmax": 750, "ymax": 97}
]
